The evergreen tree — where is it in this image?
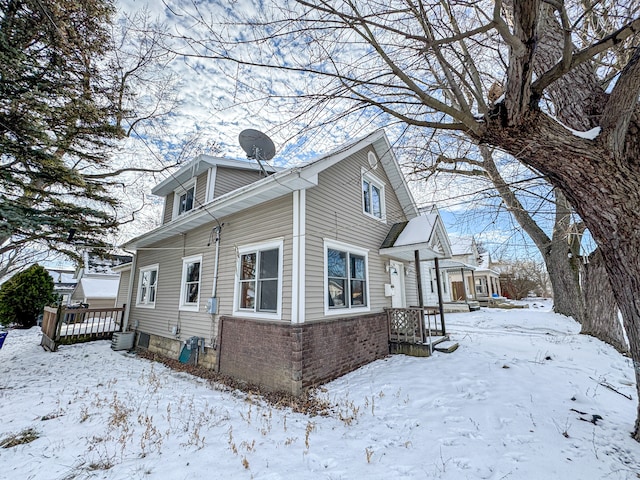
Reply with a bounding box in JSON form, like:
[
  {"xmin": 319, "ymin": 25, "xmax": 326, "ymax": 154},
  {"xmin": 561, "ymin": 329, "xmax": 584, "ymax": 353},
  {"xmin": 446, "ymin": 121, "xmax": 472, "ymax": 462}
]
[
  {"xmin": 0, "ymin": 264, "xmax": 55, "ymax": 328},
  {"xmin": 0, "ymin": 0, "xmax": 124, "ymax": 258}
]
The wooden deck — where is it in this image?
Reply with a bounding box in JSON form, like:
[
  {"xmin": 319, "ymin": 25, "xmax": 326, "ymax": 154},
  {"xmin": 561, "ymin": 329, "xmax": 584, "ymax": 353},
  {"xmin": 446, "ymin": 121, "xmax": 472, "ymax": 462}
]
[{"xmin": 41, "ymin": 304, "xmax": 126, "ymax": 351}]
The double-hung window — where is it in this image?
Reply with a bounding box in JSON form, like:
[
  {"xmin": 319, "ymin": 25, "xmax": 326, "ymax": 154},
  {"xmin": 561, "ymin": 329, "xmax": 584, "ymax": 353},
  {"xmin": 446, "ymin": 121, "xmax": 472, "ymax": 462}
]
[
  {"xmin": 173, "ymin": 182, "xmax": 196, "ymax": 218},
  {"xmin": 178, "ymin": 186, "xmax": 194, "ymax": 215},
  {"xmin": 137, "ymin": 265, "xmax": 158, "ymax": 308},
  {"xmin": 325, "ymin": 240, "xmax": 369, "ymax": 314},
  {"xmin": 179, "ymin": 255, "xmax": 202, "ymax": 311},
  {"xmin": 235, "ymin": 240, "xmax": 283, "ymax": 319},
  {"xmin": 362, "ymin": 171, "xmax": 385, "ymax": 220}
]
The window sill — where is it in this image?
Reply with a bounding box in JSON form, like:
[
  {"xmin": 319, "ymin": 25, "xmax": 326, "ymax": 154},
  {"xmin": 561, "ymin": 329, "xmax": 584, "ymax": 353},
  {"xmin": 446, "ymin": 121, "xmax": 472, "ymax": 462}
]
[
  {"xmin": 233, "ymin": 310, "xmax": 282, "ymax": 321},
  {"xmin": 324, "ymin": 306, "xmax": 371, "ymax": 317},
  {"xmin": 135, "ymin": 303, "xmax": 156, "ymax": 309},
  {"xmin": 362, "ymin": 211, "xmax": 387, "ymax": 223},
  {"xmin": 179, "ymin": 304, "xmax": 199, "ymax": 312}
]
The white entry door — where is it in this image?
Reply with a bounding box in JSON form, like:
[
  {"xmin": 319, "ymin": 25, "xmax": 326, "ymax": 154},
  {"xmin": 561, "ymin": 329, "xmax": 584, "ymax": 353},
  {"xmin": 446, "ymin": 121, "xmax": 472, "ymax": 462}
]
[{"xmin": 389, "ymin": 261, "xmax": 406, "ymax": 308}]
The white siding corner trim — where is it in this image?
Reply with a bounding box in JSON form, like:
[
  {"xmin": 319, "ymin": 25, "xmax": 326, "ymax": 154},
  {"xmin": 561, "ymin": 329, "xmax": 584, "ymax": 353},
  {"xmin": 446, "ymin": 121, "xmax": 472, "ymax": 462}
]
[{"xmin": 291, "ymin": 190, "xmax": 306, "ymax": 324}]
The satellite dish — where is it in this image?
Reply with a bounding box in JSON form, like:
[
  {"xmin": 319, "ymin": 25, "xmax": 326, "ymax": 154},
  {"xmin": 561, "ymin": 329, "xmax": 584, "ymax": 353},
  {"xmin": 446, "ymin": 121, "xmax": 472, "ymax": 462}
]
[{"xmin": 239, "ymin": 129, "xmax": 276, "ymax": 161}]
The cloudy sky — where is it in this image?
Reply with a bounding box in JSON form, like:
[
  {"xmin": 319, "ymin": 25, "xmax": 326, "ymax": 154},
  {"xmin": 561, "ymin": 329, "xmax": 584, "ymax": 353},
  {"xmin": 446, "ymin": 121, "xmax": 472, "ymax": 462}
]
[{"xmin": 111, "ymin": 0, "xmax": 565, "ymax": 260}]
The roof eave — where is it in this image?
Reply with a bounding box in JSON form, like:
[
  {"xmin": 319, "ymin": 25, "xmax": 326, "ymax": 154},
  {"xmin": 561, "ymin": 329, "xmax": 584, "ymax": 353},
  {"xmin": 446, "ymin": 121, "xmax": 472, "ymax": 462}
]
[{"xmin": 123, "ymin": 168, "xmax": 317, "ymax": 250}]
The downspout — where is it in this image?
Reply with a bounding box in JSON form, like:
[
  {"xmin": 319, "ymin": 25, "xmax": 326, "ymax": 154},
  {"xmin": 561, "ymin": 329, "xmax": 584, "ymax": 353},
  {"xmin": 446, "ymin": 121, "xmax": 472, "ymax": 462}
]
[{"xmin": 210, "ymin": 224, "xmax": 223, "ymax": 350}]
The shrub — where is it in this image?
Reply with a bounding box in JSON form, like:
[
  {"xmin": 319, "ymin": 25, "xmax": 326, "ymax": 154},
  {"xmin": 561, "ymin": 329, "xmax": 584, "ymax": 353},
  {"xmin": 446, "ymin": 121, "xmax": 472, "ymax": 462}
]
[{"xmin": 0, "ymin": 264, "xmax": 56, "ymax": 328}]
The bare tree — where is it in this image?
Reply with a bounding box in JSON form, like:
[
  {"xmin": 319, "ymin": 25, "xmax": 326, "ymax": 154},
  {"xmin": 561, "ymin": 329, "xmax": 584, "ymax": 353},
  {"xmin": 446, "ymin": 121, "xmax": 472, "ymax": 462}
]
[{"xmin": 164, "ymin": 0, "xmax": 640, "ymax": 439}]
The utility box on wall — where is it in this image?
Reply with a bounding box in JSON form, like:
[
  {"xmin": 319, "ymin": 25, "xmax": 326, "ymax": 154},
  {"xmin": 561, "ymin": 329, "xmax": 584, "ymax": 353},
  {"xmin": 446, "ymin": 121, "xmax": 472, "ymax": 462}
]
[{"xmin": 206, "ymin": 297, "xmax": 218, "ymax": 314}]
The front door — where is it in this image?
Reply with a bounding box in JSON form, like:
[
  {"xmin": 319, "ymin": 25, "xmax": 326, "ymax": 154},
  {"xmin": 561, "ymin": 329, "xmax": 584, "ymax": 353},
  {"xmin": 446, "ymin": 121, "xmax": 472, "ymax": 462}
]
[{"xmin": 389, "ymin": 261, "xmax": 406, "ymax": 308}]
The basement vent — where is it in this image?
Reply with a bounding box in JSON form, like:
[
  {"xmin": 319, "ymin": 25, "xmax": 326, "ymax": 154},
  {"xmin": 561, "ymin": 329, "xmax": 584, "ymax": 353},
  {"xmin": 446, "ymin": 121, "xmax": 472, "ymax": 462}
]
[
  {"xmin": 138, "ymin": 332, "xmax": 150, "ymax": 349},
  {"xmin": 111, "ymin": 332, "xmax": 135, "ymax": 351}
]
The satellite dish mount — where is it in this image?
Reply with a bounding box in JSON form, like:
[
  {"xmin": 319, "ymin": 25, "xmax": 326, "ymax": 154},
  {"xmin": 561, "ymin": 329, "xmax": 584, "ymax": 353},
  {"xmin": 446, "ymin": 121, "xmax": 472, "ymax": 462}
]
[{"xmin": 239, "ymin": 129, "xmax": 276, "ymax": 176}]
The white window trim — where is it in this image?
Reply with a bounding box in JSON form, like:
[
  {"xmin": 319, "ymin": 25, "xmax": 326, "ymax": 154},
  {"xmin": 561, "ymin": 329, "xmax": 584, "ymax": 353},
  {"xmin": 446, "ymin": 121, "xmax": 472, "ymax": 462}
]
[
  {"xmin": 136, "ymin": 264, "xmax": 159, "ymax": 309},
  {"xmin": 324, "ymin": 239, "xmax": 371, "ymax": 316},
  {"xmin": 361, "ymin": 168, "xmax": 386, "ymax": 222},
  {"xmin": 172, "ymin": 179, "xmax": 197, "ymax": 219},
  {"xmin": 179, "ymin": 254, "xmax": 202, "ymax": 312},
  {"xmin": 233, "ymin": 238, "xmax": 284, "ymax": 321}
]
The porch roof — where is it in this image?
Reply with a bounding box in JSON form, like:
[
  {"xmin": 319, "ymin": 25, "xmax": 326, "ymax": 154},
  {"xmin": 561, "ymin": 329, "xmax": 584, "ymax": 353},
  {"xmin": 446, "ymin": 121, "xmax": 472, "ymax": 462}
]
[{"xmin": 379, "ymin": 214, "xmax": 452, "ymax": 261}]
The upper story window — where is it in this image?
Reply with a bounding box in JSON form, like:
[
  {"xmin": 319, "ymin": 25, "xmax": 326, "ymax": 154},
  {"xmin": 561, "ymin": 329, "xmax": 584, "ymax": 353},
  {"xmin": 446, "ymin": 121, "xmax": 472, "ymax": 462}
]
[
  {"xmin": 179, "ymin": 254, "xmax": 202, "ymax": 311},
  {"xmin": 362, "ymin": 171, "xmax": 385, "ymax": 220},
  {"xmin": 137, "ymin": 264, "xmax": 158, "ymax": 308},
  {"xmin": 234, "ymin": 239, "xmax": 283, "ymax": 320},
  {"xmin": 178, "ymin": 186, "xmax": 194, "ymax": 215},
  {"xmin": 173, "ymin": 182, "xmax": 196, "ymax": 219},
  {"xmin": 324, "ymin": 239, "xmax": 370, "ymax": 315}
]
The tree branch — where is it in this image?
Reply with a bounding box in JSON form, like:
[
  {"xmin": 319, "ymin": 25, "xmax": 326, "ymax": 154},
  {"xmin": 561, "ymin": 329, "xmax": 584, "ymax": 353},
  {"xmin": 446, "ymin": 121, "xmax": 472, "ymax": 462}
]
[
  {"xmin": 532, "ymin": 16, "xmax": 640, "ymax": 97},
  {"xmin": 600, "ymin": 46, "xmax": 640, "ymax": 158}
]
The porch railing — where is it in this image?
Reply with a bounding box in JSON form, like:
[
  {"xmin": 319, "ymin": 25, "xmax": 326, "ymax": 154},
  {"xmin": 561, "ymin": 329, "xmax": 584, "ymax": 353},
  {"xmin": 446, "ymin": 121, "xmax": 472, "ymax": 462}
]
[
  {"xmin": 41, "ymin": 304, "xmax": 126, "ymax": 351},
  {"xmin": 386, "ymin": 307, "xmax": 445, "ymax": 344}
]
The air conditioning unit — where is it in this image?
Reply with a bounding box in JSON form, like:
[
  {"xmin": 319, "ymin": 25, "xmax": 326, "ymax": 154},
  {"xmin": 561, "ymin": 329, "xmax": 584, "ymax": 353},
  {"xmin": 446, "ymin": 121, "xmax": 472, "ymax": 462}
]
[{"xmin": 111, "ymin": 332, "xmax": 135, "ymax": 351}]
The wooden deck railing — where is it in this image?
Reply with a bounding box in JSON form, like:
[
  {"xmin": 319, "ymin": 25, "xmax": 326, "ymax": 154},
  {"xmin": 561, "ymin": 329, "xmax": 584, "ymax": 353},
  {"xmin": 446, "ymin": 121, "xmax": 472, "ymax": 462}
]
[
  {"xmin": 41, "ymin": 304, "xmax": 126, "ymax": 351},
  {"xmin": 386, "ymin": 307, "xmax": 445, "ymax": 345}
]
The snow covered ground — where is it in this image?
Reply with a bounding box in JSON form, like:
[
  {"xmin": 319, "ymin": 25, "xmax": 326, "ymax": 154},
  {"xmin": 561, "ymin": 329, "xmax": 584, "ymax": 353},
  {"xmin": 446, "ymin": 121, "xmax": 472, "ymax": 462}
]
[{"xmin": 1, "ymin": 299, "xmax": 639, "ymax": 479}]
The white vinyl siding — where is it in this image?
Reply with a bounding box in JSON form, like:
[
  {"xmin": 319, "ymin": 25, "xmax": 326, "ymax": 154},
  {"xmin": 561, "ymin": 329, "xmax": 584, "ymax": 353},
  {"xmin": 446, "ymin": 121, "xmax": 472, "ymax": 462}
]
[
  {"xmin": 304, "ymin": 145, "xmax": 412, "ymax": 321},
  {"xmin": 214, "ymin": 167, "xmax": 264, "ymax": 198},
  {"xmin": 162, "ymin": 192, "xmax": 174, "ymax": 224},
  {"xmin": 128, "ymin": 195, "xmax": 294, "ymax": 344},
  {"xmin": 115, "ymin": 269, "xmax": 130, "ymax": 308}
]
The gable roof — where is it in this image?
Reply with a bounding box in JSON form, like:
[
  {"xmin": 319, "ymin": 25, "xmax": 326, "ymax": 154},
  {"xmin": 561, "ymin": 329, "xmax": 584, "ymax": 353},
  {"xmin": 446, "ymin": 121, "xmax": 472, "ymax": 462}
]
[
  {"xmin": 449, "ymin": 236, "xmax": 476, "ymax": 256},
  {"xmin": 123, "ymin": 130, "xmax": 419, "ymax": 250},
  {"xmin": 76, "ymin": 276, "xmax": 119, "ymax": 299},
  {"xmin": 379, "ymin": 213, "xmax": 452, "ymax": 261}
]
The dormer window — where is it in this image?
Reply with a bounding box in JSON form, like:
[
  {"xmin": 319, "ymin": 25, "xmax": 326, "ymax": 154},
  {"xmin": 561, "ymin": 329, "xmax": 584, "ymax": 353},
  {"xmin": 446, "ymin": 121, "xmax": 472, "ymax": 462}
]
[
  {"xmin": 362, "ymin": 170, "xmax": 386, "ymax": 221},
  {"xmin": 178, "ymin": 186, "xmax": 194, "ymax": 214},
  {"xmin": 173, "ymin": 181, "xmax": 196, "ymax": 218}
]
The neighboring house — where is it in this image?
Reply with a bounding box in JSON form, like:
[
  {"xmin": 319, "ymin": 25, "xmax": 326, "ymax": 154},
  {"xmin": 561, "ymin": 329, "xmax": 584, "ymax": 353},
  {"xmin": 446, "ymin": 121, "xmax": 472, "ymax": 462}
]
[
  {"xmin": 70, "ymin": 253, "xmax": 132, "ymax": 309},
  {"xmin": 442, "ymin": 236, "xmax": 502, "ymax": 307},
  {"xmin": 47, "ymin": 268, "xmax": 77, "ymax": 305},
  {"xmin": 70, "ymin": 274, "xmax": 121, "ymax": 309},
  {"xmin": 119, "ymin": 129, "xmax": 452, "ymax": 395}
]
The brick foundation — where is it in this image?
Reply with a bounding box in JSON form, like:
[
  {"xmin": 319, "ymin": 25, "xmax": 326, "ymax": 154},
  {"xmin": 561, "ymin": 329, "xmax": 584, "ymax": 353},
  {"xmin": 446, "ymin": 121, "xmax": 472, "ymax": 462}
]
[
  {"xmin": 301, "ymin": 312, "xmax": 389, "ymax": 389},
  {"xmin": 137, "ymin": 313, "xmax": 389, "ymax": 395},
  {"xmin": 218, "ymin": 312, "xmax": 389, "ymax": 394}
]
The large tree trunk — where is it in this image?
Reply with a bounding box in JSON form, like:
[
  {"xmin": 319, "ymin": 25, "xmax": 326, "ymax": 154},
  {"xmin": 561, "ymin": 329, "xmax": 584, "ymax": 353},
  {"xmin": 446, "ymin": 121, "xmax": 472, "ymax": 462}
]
[
  {"xmin": 543, "ymin": 235, "xmax": 585, "ymax": 323},
  {"xmin": 581, "ymin": 249, "xmax": 628, "ymax": 354},
  {"xmin": 480, "ymin": 147, "xmax": 587, "ymax": 322},
  {"xmin": 481, "ymin": 107, "xmax": 640, "ymax": 440}
]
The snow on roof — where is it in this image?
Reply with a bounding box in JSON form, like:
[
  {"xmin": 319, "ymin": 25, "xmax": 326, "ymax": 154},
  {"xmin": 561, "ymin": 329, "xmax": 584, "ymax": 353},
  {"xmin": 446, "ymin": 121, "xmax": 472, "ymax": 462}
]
[
  {"xmin": 392, "ymin": 214, "xmax": 437, "ymax": 247},
  {"xmin": 449, "ymin": 236, "xmax": 474, "ymax": 256},
  {"xmin": 80, "ymin": 276, "xmax": 119, "ymax": 298}
]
